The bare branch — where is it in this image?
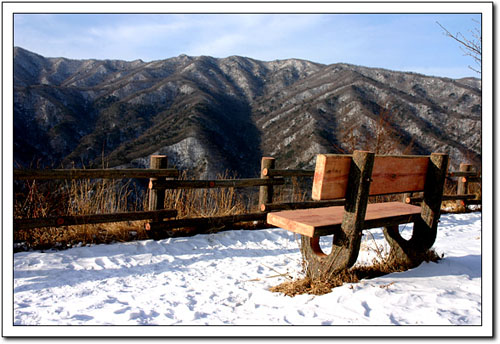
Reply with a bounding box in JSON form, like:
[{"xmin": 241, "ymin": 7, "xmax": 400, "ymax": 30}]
[{"xmin": 437, "ymin": 20, "xmax": 481, "ymax": 75}]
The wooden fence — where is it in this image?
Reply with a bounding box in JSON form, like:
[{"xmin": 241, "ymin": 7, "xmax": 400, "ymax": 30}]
[
  {"xmin": 405, "ymin": 162, "xmax": 481, "ymax": 206},
  {"xmin": 13, "ymin": 156, "xmax": 481, "ymax": 237}
]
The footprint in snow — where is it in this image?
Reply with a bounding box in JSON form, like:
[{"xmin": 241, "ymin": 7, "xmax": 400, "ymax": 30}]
[
  {"xmin": 71, "ymin": 314, "xmax": 94, "ymax": 322},
  {"xmin": 27, "ymin": 258, "xmax": 42, "ymax": 267},
  {"xmin": 94, "ymin": 258, "xmax": 106, "ymax": 269},
  {"xmin": 129, "ymin": 310, "xmax": 160, "ymax": 324},
  {"xmin": 104, "ymin": 296, "xmax": 118, "ymax": 304},
  {"xmin": 114, "ymin": 306, "xmax": 131, "ymax": 314},
  {"xmin": 361, "ymin": 301, "xmax": 371, "ymax": 317}
]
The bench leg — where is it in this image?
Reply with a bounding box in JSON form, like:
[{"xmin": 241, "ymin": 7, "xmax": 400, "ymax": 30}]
[
  {"xmin": 300, "ymin": 230, "xmax": 363, "ymax": 280},
  {"xmin": 300, "ymin": 150, "xmax": 374, "ymax": 280},
  {"xmin": 383, "ymin": 221, "xmax": 437, "ymax": 268},
  {"xmin": 384, "ymin": 153, "xmax": 448, "ymax": 268}
]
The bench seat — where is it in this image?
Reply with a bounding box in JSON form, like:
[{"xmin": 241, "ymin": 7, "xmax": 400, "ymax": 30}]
[{"xmin": 267, "ymin": 202, "xmax": 422, "ymax": 237}]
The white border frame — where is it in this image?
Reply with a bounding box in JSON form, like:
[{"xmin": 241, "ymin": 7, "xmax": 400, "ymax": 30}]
[{"xmin": 2, "ymin": 1, "xmax": 493, "ymax": 338}]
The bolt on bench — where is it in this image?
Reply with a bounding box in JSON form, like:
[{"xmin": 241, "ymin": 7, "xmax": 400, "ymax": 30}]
[{"xmin": 267, "ymin": 151, "xmax": 448, "ymax": 280}]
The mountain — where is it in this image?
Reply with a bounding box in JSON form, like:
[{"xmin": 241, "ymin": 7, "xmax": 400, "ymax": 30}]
[{"xmin": 13, "ymin": 47, "xmax": 481, "ymax": 177}]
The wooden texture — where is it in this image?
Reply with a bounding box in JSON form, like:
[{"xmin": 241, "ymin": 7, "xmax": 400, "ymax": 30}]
[
  {"xmin": 311, "ymin": 154, "xmax": 352, "ymax": 200},
  {"xmin": 384, "ymin": 153, "xmax": 449, "ymax": 268},
  {"xmin": 150, "ymin": 177, "xmax": 285, "ymax": 190},
  {"xmin": 457, "ymin": 163, "xmax": 474, "ymax": 197},
  {"xmin": 301, "ymin": 150, "xmax": 375, "ymax": 279},
  {"xmin": 447, "ymin": 170, "xmax": 477, "ymax": 177},
  {"xmin": 260, "ymin": 199, "xmax": 346, "ymax": 212},
  {"xmin": 420, "ymin": 153, "xmax": 449, "ymax": 228},
  {"xmin": 13, "ymin": 168, "xmax": 179, "ymax": 180},
  {"xmin": 311, "ymin": 154, "xmax": 429, "ymax": 200},
  {"xmin": 259, "ymin": 157, "xmax": 276, "ymax": 207},
  {"xmin": 271, "ymin": 151, "xmax": 450, "ymax": 278},
  {"xmin": 464, "ymin": 176, "xmax": 481, "ymax": 183},
  {"xmin": 268, "ymin": 206, "xmax": 343, "ymax": 237},
  {"xmin": 263, "ymin": 169, "xmax": 314, "ymax": 177},
  {"xmin": 148, "ymin": 155, "xmax": 169, "ymax": 212},
  {"xmin": 146, "ymin": 212, "xmax": 268, "ymax": 231},
  {"xmin": 268, "ymin": 202, "xmax": 421, "ymax": 238},
  {"xmin": 369, "ymin": 156, "xmax": 429, "ymax": 196},
  {"xmin": 14, "ymin": 209, "xmax": 178, "ymax": 230},
  {"xmin": 406, "ymin": 193, "xmax": 476, "ymax": 204}
]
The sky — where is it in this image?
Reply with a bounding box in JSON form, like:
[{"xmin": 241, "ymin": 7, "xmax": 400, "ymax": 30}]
[{"xmin": 14, "ymin": 12, "xmax": 482, "ymax": 79}]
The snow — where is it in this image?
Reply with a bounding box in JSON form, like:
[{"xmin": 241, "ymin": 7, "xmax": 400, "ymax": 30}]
[{"xmin": 6, "ymin": 211, "xmax": 492, "ymax": 336}]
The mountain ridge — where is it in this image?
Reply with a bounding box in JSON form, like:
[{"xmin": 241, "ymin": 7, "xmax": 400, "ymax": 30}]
[{"xmin": 13, "ymin": 47, "xmax": 481, "ymax": 177}]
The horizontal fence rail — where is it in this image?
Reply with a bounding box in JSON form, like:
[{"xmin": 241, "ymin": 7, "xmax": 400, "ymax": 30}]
[
  {"xmin": 463, "ymin": 176, "xmax": 481, "ymax": 183},
  {"xmin": 262, "ymin": 168, "xmax": 315, "ymax": 177},
  {"xmin": 447, "ymin": 171, "xmax": 479, "ymax": 178},
  {"xmin": 146, "ymin": 212, "xmax": 268, "ymax": 232},
  {"xmin": 405, "ymin": 194, "xmax": 477, "ymax": 204},
  {"xmin": 14, "ymin": 168, "xmax": 179, "ymax": 180},
  {"xmin": 406, "ymin": 162, "xmax": 481, "ymax": 207},
  {"xmin": 260, "ymin": 199, "xmax": 346, "ymax": 212},
  {"xmin": 14, "ymin": 209, "xmax": 178, "ymax": 231},
  {"xmin": 149, "ymin": 177, "xmax": 285, "ymax": 190}
]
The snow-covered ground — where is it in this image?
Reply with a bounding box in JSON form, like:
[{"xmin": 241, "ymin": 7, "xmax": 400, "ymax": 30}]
[{"xmin": 7, "ymin": 211, "xmax": 491, "ymax": 336}]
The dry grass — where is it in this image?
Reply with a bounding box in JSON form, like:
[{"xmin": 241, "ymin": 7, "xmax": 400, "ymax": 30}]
[
  {"xmin": 270, "ymin": 249, "xmax": 442, "ymax": 297},
  {"xmin": 271, "ymin": 230, "xmax": 442, "ymax": 297},
  {"xmin": 14, "ymin": 178, "xmax": 148, "ymax": 251},
  {"xmin": 162, "ymin": 171, "xmax": 248, "ymax": 218},
  {"xmin": 273, "ymin": 175, "xmax": 310, "ymax": 204},
  {"xmin": 14, "ymin": 221, "xmax": 151, "ymax": 251},
  {"xmin": 14, "ymin": 170, "xmax": 256, "ymax": 251}
]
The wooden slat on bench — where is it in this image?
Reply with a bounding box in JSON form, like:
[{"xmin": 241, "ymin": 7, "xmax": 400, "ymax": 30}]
[
  {"xmin": 312, "ymin": 154, "xmax": 430, "ymax": 200},
  {"xmin": 267, "ymin": 202, "xmax": 422, "ymax": 237},
  {"xmin": 362, "ymin": 202, "xmax": 421, "ymax": 230},
  {"xmin": 312, "ymin": 155, "xmax": 352, "ymax": 200},
  {"xmin": 370, "ymin": 156, "xmax": 429, "ymax": 196}
]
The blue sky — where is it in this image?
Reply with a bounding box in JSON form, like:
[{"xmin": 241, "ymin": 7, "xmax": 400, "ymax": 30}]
[{"xmin": 14, "ymin": 13, "xmax": 482, "ymax": 79}]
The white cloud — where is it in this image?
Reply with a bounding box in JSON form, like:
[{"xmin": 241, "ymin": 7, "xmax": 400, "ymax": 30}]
[
  {"xmin": 87, "ymin": 21, "xmax": 188, "ymax": 43},
  {"xmin": 13, "ymin": 13, "xmax": 483, "ymax": 78},
  {"xmin": 184, "ymin": 14, "xmax": 327, "ymax": 59},
  {"xmin": 188, "ymin": 33, "xmax": 245, "ymax": 57}
]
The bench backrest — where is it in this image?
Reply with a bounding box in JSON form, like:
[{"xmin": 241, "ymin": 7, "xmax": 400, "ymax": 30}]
[{"xmin": 312, "ymin": 153, "xmax": 431, "ymax": 200}]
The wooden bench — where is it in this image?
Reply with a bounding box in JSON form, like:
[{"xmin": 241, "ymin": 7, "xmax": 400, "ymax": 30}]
[{"xmin": 267, "ymin": 150, "xmax": 448, "ymax": 279}]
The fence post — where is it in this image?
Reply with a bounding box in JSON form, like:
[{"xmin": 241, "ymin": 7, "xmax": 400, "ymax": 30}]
[
  {"xmin": 148, "ymin": 155, "xmax": 169, "ymax": 212},
  {"xmin": 457, "ymin": 163, "xmax": 473, "ymax": 207},
  {"xmin": 403, "ymin": 192, "xmax": 412, "ymax": 204},
  {"xmin": 259, "ymin": 157, "xmax": 275, "ymax": 210}
]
